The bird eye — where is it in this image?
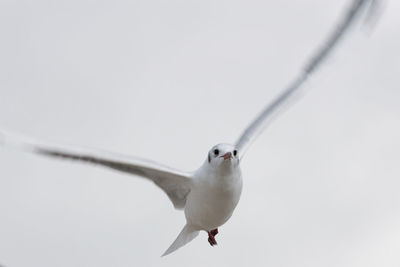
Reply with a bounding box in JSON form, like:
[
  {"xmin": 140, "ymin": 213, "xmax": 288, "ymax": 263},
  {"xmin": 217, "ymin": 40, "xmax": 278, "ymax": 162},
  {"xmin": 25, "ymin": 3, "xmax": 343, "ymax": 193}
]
[
  {"xmin": 233, "ymin": 150, "xmax": 237, "ymax": 156},
  {"xmin": 214, "ymin": 149, "xmax": 219, "ymax": 156}
]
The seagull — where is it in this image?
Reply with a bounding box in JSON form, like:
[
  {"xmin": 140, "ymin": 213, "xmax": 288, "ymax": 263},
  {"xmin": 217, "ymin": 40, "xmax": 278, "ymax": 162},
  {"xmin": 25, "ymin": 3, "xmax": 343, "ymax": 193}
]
[{"xmin": 0, "ymin": 0, "xmax": 380, "ymax": 256}]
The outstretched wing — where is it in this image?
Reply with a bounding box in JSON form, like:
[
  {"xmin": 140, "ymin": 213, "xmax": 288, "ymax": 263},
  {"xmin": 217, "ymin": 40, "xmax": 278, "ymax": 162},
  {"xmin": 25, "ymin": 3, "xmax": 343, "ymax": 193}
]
[
  {"xmin": 235, "ymin": 0, "xmax": 380, "ymax": 158},
  {"xmin": 0, "ymin": 131, "xmax": 192, "ymax": 209}
]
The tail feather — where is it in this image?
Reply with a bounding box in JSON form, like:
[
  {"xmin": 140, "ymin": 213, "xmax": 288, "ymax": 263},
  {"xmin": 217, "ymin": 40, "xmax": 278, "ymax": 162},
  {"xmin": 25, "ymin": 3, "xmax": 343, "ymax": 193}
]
[{"xmin": 162, "ymin": 225, "xmax": 199, "ymax": 256}]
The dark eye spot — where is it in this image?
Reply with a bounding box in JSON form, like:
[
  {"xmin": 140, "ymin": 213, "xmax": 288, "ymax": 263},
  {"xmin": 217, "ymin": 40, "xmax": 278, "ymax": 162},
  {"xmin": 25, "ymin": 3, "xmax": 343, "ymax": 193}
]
[
  {"xmin": 233, "ymin": 150, "xmax": 237, "ymax": 156},
  {"xmin": 214, "ymin": 149, "xmax": 219, "ymax": 156}
]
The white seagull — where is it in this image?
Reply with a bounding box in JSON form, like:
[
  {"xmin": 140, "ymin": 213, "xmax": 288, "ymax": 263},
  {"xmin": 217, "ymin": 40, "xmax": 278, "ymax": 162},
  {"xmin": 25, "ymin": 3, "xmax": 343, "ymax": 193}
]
[{"xmin": 0, "ymin": 0, "xmax": 380, "ymax": 256}]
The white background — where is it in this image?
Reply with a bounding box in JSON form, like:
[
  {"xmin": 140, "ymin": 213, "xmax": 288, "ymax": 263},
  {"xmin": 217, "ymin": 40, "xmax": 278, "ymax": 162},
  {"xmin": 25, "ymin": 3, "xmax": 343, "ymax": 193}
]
[{"xmin": 0, "ymin": 0, "xmax": 399, "ymax": 266}]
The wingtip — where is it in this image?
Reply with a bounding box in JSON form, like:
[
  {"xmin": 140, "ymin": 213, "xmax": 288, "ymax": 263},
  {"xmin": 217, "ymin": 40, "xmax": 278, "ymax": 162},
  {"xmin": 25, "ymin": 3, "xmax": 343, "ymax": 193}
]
[
  {"xmin": 362, "ymin": 0, "xmax": 385, "ymax": 32},
  {"xmin": 161, "ymin": 247, "xmax": 173, "ymax": 257},
  {"xmin": 0, "ymin": 129, "xmax": 34, "ymax": 152}
]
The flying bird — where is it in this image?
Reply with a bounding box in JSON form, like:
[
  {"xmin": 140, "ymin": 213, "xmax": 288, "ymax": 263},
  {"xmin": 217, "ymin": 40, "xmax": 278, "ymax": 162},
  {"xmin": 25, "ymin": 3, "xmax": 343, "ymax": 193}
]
[{"xmin": 0, "ymin": 0, "xmax": 379, "ymax": 256}]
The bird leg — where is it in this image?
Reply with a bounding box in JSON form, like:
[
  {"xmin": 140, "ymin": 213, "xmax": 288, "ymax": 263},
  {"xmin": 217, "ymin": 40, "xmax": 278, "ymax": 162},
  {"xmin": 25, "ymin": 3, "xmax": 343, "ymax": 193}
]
[{"xmin": 207, "ymin": 228, "xmax": 219, "ymax": 246}]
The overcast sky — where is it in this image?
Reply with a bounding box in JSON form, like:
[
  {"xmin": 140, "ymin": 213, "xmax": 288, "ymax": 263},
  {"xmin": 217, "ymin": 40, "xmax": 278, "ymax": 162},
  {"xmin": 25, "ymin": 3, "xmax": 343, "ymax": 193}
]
[{"xmin": 0, "ymin": 0, "xmax": 399, "ymax": 266}]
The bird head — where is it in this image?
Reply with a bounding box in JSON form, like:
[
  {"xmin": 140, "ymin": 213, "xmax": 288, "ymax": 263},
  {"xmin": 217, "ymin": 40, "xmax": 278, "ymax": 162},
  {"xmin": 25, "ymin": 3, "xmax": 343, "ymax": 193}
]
[{"xmin": 207, "ymin": 143, "xmax": 239, "ymax": 171}]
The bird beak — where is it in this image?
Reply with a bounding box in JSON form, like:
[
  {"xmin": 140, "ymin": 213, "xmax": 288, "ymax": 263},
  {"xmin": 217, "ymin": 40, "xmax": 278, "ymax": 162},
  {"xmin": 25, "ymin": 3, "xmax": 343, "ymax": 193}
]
[{"xmin": 221, "ymin": 152, "xmax": 232, "ymax": 160}]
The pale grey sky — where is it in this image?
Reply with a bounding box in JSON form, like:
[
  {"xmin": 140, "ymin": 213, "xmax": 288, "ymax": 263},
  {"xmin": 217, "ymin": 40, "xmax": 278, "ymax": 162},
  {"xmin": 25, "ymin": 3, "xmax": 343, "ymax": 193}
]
[{"xmin": 0, "ymin": 0, "xmax": 399, "ymax": 266}]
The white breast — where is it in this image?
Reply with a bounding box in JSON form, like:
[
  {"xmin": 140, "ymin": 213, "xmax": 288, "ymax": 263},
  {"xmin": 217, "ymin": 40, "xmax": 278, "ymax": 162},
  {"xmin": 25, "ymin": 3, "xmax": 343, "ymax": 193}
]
[{"xmin": 184, "ymin": 166, "xmax": 242, "ymax": 231}]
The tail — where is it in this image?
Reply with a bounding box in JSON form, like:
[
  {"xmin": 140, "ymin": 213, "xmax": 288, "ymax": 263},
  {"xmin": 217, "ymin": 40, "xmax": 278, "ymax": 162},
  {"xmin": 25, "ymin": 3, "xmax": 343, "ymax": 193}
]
[{"xmin": 162, "ymin": 224, "xmax": 199, "ymax": 257}]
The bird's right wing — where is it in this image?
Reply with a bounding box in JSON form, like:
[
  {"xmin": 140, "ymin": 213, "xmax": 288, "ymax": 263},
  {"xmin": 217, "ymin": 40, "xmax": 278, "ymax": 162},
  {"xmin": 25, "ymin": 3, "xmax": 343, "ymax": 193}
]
[
  {"xmin": 0, "ymin": 131, "xmax": 192, "ymax": 209},
  {"xmin": 235, "ymin": 0, "xmax": 381, "ymax": 158}
]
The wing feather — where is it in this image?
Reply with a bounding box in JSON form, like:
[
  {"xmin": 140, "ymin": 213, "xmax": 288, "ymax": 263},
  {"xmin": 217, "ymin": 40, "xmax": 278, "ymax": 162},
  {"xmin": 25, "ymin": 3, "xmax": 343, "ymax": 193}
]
[
  {"xmin": 1, "ymin": 131, "xmax": 192, "ymax": 209},
  {"xmin": 235, "ymin": 0, "xmax": 380, "ymax": 158}
]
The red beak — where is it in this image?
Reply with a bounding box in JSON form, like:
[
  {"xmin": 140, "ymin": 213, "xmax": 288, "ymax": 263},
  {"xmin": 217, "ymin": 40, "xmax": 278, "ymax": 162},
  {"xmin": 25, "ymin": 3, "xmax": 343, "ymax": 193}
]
[{"xmin": 222, "ymin": 152, "xmax": 232, "ymax": 160}]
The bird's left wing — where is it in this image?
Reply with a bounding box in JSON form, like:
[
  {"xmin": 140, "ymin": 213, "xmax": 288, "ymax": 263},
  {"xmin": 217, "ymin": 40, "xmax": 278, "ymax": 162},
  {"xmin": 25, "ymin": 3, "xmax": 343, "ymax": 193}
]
[
  {"xmin": 0, "ymin": 131, "xmax": 192, "ymax": 209},
  {"xmin": 235, "ymin": 0, "xmax": 381, "ymax": 158}
]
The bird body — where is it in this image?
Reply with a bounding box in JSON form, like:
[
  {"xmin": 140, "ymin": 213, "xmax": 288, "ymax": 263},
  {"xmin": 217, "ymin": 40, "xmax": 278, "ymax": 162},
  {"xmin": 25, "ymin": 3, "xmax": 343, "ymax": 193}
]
[
  {"xmin": 163, "ymin": 144, "xmax": 243, "ymax": 256},
  {"xmin": 185, "ymin": 163, "xmax": 242, "ymax": 232}
]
